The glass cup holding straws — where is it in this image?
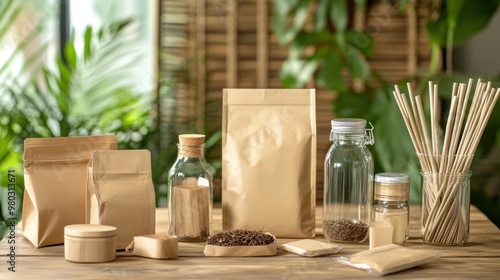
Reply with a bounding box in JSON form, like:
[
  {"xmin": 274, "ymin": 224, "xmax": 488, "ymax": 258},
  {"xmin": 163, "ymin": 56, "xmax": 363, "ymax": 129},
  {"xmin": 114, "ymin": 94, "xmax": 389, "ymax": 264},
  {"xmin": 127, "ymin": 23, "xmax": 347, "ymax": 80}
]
[
  {"xmin": 418, "ymin": 155, "xmax": 473, "ymax": 245},
  {"xmin": 393, "ymin": 79, "xmax": 499, "ymax": 245}
]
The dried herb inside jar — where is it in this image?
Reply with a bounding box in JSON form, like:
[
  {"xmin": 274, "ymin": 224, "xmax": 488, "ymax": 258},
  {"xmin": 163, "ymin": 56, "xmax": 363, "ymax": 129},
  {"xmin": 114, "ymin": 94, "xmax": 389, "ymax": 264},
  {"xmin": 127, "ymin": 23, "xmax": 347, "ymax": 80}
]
[{"xmin": 323, "ymin": 219, "xmax": 368, "ymax": 242}]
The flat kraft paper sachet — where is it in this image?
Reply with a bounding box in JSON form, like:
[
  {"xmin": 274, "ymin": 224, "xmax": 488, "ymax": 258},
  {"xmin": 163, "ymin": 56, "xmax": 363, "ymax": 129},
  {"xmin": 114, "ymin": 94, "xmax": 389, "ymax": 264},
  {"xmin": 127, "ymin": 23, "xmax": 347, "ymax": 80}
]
[
  {"xmin": 337, "ymin": 244, "xmax": 441, "ymax": 276},
  {"xmin": 222, "ymin": 88, "xmax": 317, "ymax": 238},
  {"xmin": 278, "ymin": 239, "xmax": 342, "ymax": 257},
  {"xmin": 86, "ymin": 150, "xmax": 156, "ymax": 249},
  {"xmin": 22, "ymin": 135, "xmax": 117, "ymax": 248}
]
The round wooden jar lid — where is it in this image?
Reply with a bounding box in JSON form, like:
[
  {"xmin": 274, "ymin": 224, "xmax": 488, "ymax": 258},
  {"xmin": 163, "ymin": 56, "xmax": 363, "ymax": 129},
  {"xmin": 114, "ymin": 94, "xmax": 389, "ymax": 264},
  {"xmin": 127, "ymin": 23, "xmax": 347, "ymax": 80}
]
[
  {"xmin": 65, "ymin": 224, "xmax": 117, "ymax": 238},
  {"xmin": 374, "ymin": 173, "xmax": 410, "ymax": 201}
]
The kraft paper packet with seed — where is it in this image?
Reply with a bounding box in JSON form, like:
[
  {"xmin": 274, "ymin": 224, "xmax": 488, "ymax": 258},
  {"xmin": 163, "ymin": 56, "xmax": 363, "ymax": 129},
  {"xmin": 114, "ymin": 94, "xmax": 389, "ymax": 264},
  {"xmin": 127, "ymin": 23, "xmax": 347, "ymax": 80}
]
[
  {"xmin": 22, "ymin": 135, "xmax": 117, "ymax": 248},
  {"xmin": 222, "ymin": 88, "xmax": 316, "ymax": 238},
  {"xmin": 86, "ymin": 150, "xmax": 156, "ymax": 250}
]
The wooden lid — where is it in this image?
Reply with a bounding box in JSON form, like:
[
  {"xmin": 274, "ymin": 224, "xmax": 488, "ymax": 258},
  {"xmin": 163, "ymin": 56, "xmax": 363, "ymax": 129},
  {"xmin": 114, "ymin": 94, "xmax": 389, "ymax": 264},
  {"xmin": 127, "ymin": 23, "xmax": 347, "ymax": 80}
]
[
  {"xmin": 374, "ymin": 173, "xmax": 410, "ymax": 201},
  {"xmin": 65, "ymin": 224, "xmax": 117, "ymax": 238},
  {"xmin": 179, "ymin": 134, "xmax": 205, "ymax": 146}
]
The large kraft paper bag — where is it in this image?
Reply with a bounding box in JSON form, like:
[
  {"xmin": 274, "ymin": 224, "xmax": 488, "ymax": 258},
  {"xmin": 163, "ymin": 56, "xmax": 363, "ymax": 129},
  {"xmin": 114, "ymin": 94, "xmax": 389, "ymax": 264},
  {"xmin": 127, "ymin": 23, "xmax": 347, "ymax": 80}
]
[
  {"xmin": 22, "ymin": 135, "xmax": 117, "ymax": 248},
  {"xmin": 86, "ymin": 150, "xmax": 156, "ymax": 250},
  {"xmin": 222, "ymin": 88, "xmax": 316, "ymax": 238}
]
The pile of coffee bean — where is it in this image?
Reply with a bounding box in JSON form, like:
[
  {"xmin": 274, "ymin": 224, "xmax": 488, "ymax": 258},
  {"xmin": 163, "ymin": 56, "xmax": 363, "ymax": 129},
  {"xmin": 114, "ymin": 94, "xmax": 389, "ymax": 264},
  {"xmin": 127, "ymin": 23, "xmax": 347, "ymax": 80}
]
[
  {"xmin": 207, "ymin": 229, "xmax": 275, "ymax": 246},
  {"xmin": 323, "ymin": 219, "xmax": 368, "ymax": 242}
]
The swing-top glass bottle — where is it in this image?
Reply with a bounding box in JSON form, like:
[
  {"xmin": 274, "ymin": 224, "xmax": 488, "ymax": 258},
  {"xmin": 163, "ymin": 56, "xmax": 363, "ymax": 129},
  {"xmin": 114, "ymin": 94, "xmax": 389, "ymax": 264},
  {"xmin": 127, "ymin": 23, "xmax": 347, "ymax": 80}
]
[{"xmin": 323, "ymin": 118, "xmax": 374, "ymax": 243}]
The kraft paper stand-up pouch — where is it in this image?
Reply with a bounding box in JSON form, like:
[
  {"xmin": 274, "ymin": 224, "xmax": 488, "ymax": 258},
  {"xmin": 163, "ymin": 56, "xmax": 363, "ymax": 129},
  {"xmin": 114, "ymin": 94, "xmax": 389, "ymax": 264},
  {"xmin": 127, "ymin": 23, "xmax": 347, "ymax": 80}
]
[
  {"xmin": 22, "ymin": 135, "xmax": 117, "ymax": 248},
  {"xmin": 86, "ymin": 150, "xmax": 156, "ymax": 250},
  {"xmin": 222, "ymin": 88, "xmax": 317, "ymax": 238}
]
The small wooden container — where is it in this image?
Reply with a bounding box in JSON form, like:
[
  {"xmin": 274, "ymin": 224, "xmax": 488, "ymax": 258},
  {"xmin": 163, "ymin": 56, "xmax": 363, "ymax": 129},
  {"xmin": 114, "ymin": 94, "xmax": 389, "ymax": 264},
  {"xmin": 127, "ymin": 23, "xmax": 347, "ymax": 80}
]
[{"xmin": 64, "ymin": 224, "xmax": 117, "ymax": 263}]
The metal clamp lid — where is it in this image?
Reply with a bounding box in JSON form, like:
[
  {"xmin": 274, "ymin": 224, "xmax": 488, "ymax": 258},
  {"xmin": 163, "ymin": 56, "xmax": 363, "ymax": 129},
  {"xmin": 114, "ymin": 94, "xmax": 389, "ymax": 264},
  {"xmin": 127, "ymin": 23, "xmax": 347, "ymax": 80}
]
[
  {"xmin": 364, "ymin": 122, "xmax": 375, "ymax": 145},
  {"xmin": 329, "ymin": 118, "xmax": 374, "ymax": 145}
]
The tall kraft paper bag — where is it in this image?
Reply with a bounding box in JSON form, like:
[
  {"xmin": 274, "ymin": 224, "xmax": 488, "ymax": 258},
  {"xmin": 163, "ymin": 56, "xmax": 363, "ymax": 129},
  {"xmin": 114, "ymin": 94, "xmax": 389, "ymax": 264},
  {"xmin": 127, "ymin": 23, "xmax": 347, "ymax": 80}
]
[
  {"xmin": 222, "ymin": 89, "xmax": 316, "ymax": 238},
  {"xmin": 86, "ymin": 150, "xmax": 156, "ymax": 249},
  {"xmin": 22, "ymin": 135, "xmax": 117, "ymax": 248}
]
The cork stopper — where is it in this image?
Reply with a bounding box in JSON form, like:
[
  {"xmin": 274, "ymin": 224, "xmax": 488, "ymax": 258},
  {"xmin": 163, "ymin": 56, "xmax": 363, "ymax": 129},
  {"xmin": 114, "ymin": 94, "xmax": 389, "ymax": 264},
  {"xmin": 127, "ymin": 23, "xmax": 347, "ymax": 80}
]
[
  {"xmin": 374, "ymin": 173, "xmax": 410, "ymax": 201},
  {"xmin": 179, "ymin": 134, "xmax": 205, "ymax": 146},
  {"xmin": 178, "ymin": 134, "xmax": 205, "ymax": 157}
]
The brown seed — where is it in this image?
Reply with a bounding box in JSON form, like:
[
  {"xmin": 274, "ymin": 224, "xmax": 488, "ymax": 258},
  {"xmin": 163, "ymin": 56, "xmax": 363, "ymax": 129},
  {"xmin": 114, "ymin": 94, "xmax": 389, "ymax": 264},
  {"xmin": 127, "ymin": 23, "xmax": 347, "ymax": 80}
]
[
  {"xmin": 207, "ymin": 229, "xmax": 275, "ymax": 247},
  {"xmin": 323, "ymin": 219, "xmax": 368, "ymax": 242}
]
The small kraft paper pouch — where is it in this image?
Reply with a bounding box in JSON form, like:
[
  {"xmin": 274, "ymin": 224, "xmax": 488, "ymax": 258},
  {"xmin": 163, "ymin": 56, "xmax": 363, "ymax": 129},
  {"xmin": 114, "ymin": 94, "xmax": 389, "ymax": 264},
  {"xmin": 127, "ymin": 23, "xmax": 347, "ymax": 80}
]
[
  {"xmin": 125, "ymin": 235, "xmax": 178, "ymax": 259},
  {"xmin": 222, "ymin": 88, "xmax": 316, "ymax": 238},
  {"xmin": 22, "ymin": 135, "xmax": 117, "ymax": 248},
  {"xmin": 86, "ymin": 150, "xmax": 156, "ymax": 250}
]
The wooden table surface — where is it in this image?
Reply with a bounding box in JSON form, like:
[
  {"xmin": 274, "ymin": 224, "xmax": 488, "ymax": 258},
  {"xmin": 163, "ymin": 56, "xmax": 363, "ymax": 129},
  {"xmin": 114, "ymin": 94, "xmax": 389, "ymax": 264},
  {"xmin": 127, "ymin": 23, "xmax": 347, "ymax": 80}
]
[{"xmin": 1, "ymin": 205, "xmax": 499, "ymax": 279}]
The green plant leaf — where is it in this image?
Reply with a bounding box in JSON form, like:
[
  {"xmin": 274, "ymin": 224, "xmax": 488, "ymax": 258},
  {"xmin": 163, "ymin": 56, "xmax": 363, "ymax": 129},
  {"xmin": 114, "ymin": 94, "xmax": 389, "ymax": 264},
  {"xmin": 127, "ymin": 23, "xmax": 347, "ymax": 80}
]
[
  {"xmin": 97, "ymin": 28, "xmax": 104, "ymax": 40},
  {"xmin": 42, "ymin": 68, "xmax": 56, "ymax": 97},
  {"xmin": 330, "ymin": 0, "xmax": 348, "ymax": 33},
  {"xmin": 205, "ymin": 130, "xmax": 222, "ymax": 151},
  {"xmin": 343, "ymin": 45, "xmax": 370, "ymax": 80},
  {"xmin": 0, "ymin": 0, "xmax": 21, "ymax": 40},
  {"xmin": 0, "ymin": 1, "xmax": 46, "ymax": 84},
  {"xmin": 279, "ymin": 57, "xmax": 318, "ymax": 88},
  {"xmin": 335, "ymin": 31, "xmax": 346, "ymax": 49},
  {"xmin": 273, "ymin": 0, "xmax": 300, "ymax": 19},
  {"xmin": 314, "ymin": 0, "xmax": 329, "ymax": 31},
  {"xmin": 317, "ymin": 48, "xmax": 346, "ymax": 92},
  {"xmin": 110, "ymin": 17, "xmax": 133, "ymax": 33},
  {"xmin": 64, "ymin": 41, "xmax": 77, "ymax": 69},
  {"xmin": 333, "ymin": 90, "xmax": 372, "ymax": 117},
  {"xmin": 446, "ymin": 0, "xmax": 465, "ymax": 29},
  {"xmin": 272, "ymin": 0, "xmax": 308, "ymax": 45},
  {"xmin": 0, "ymin": 0, "xmax": 15, "ymax": 20},
  {"xmin": 345, "ymin": 30, "xmax": 375, "ymax": 57},
  {"xmin": 426, "ymin": 0, "xmax": 500, "ymax": 46},
  {"xmin": 354, "ymin": 0, "xmax": 367, "ymax": 10},
  {"xmin": 294, "ymin": 30, "xmax": 332, "ymax": 47},
  {"xmin": 83, "ymin": 26, "xmax": 92, "ymax": 62},
  {"xmin": 0, "ymin": 41, "xmax": 49, "ymax": 81},
  {"xmin": 55, "ymin": 57, "xmax": 72, "ymax": 99}
]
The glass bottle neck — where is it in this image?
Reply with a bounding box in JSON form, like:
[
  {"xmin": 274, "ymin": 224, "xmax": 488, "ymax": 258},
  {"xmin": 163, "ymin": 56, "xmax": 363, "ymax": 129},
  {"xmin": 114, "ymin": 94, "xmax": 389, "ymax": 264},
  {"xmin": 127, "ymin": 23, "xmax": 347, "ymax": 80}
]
[
  {"xmin": 331, "ymin": 134, "xmax": 366, "ymax": 145},
  {"xmin": 178, "ymin": 144, "xmax": 205, "ymax": 159}
]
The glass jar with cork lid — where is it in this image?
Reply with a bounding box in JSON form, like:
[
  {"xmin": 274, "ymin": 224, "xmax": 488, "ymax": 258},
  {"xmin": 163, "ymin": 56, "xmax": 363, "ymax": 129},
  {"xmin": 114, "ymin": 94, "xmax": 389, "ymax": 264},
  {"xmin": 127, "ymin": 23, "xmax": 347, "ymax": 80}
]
[
  {"xmin": 372, "ymin": 172, "xmax": 410, "ymax": 244},
  {"xmin": 167, "ymin": 134, "xmax": 213, "ymax": 242}
]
